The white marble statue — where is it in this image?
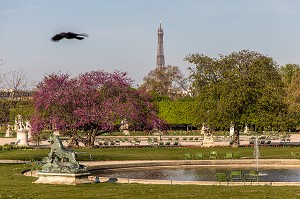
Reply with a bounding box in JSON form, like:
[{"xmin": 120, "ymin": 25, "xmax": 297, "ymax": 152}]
[
  {"xmin": 15, "ymin": 115, "xmax": 29, "ymax": 146},
  {"xmin": 120, "ymin": 119, "xmax": 130, "ymax": 135},
  {"xmin": 15, "ymin": 115, "xmax": 25, "ymax": 131},
  {"xmin": 25, "ymin": 121, "xmax": 33, "ymax": 140},
  {"xmin": 244, "ymin": 124, "xmax": 249, "ymax": 134},
  {"xmin": 229, "ymin": 122, "xmax": 234, "ymax": 136},
  {"xmin": 202, "ymin": 123, "xmax": 214, "ymax": 147},
  {"xmin": 5, "ymin": 124, "xmax": 13, "ymax": 137}
]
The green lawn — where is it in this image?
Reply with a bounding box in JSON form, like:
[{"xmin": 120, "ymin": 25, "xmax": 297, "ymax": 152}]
[
  {"xmin": 1, "ymin": 147, "xmax": 300, "ymax": 198},
  {"xmin": 0, "ymin": 146, "xmax": 299, "ymax": 161},
  {"xmin": 1, "ymin": 164, "xmax": 300, "ymax": 199}
]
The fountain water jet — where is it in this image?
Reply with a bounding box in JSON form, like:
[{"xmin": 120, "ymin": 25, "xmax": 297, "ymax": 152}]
[{"xmin": 254, "ymin": 136, "xmax": 267, "ymax": 177}]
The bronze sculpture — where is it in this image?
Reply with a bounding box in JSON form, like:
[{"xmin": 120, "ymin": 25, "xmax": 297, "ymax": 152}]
[{"xmin": 41, "ymin": 135, "xmax": 87, "ymax": 173}]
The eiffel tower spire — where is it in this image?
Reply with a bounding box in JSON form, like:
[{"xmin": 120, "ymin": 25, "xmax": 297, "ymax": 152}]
[{"xmin": 156, "ymin": 20, "xmax": 165, "ymax": 68}]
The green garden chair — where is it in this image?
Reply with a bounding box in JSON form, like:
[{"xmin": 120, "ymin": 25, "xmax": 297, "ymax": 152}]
[
  {"xmin": 215, "ymin": 173, "xmax": 228, "ymax": 185},
  {"xmin": 165, "ymin": 141, "xmax": 171, "ymax": 146},
  {"xmin": 244, "ymin": 170, "xmax": 259, "ymax": 185},
  {"xmin": 173, "ymin": 141, "xmax": 179, "ymax": 146},
  {"xmin": 291, "ymin": 152, "xmax": 300, "ymax": 159},
  {"xmin": 147, "ymin": 138, "xmax": 153, "ymax": 146},
  {"xmin": 115, "ymin": 140, "xmax": 120, "ymax": 146},
  {"xmin": 110, "ymin": 141, "xmax": 116, "ymax": 147},
  {"xmin": 195, "ymin": 153, "xmax": 204, "ymax": 160},
  {"xmin": 183, "ymin": 153, "xmax": 192, "ymax": 160},
  {"xmin": 234, "ymin": 153, "xmax": 241, "ymax": 159},
  {"xmin": 229, "ymin": 170, "xmax": 243, "ymax": 184},
  {"xmin": 209, "ymin": 151, "xmax": 217, "ymax": 160},
  {"xmin": 134, "ymin": 140, "xmax": 141, "ymax": 146},
  {"xmin": 103, "ymin": 141, "xmax": 109, "ymax": 147},
  {"xmin": 224, "ymin": 152, "xmax": 233, "ymax": 159},
  {"xmin": 98, "ymin": 141, "xmax": 103, "ymax": 147},
  {"xmin": 159, "ymin": 142, "xmax": 164, "ymax": 147}
]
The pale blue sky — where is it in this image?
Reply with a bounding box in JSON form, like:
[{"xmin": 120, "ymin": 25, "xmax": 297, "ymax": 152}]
[{"xmin": 1, "ymin": 0, "xmax": 300, "ymax": 86}]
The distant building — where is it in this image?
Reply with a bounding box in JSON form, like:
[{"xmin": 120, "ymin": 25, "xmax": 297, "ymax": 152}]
[
  {"xmin": 156, "ymin": 20, "xmax": 165, "ymax": 68},
  {"xmin": 0, "ymin": 89, "xmax": 33, "ymax": 101}
]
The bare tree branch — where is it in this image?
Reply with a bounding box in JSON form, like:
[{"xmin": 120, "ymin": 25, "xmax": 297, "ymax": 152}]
[{"xmin": 4, "ymin": 68, "xmax": 35, "ymax": 91}]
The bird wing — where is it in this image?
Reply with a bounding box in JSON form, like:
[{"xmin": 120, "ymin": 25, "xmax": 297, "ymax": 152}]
[
  {"xmin": 66, "ymin": 32, "xmax": 88, "ymax": 37},
  {"xmin": 51, "ymin": 33, "xmax": 66, "ymax": 42},
  {"xmin": 77, "ymin": 33, "xmax": 89, "ymax": 37},
  {"xmin": 75, "ymin": 37, "xmax": 84, "ymax": 40}
]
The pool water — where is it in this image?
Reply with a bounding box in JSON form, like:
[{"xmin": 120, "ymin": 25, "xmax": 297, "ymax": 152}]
[{"xmin": 91, "ymin": 166, "xmax": 300, "ymax": 182}]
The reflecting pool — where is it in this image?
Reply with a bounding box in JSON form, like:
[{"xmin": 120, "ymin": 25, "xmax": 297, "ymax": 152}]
[{"xmin": 91, "ymin": 166, "xmax": 300, "ymax": 182}]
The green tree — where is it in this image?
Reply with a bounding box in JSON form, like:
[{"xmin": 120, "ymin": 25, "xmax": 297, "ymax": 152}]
[
  {"xmin": 279, "ymin": 64, "xmax": 300, "ymax": 86},
  {"xmin": 0, "ymin": 100, "xmax": 33, "ymax": 127},
  {"xmin": 285, "ymin": 70, "xmax": 300, "ymax": 130},
  {"xmin": 9, "ymin": 101, "xmax": 34, "ymax": 123},
  {"xmin": 0, "ymin": 100, "xmax": 13, "ymax": 124},
  {"xmin": 157, "ymin": 98, "xmax": 196, "ymax": 130},
  {"xmin": 185, "ymin": 50, "xmax": 287, "ymax": 144}
]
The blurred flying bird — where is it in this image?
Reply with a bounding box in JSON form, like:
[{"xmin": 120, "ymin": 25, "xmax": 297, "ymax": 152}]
[{"xmin": 51, "ymin": 32, "xmax": 88, "ymax": 42}]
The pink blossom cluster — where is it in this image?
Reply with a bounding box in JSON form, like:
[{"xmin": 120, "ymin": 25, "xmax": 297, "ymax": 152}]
[{"xmin": 31, "ymin": 70, "xmax": 166, "ymax": 136}]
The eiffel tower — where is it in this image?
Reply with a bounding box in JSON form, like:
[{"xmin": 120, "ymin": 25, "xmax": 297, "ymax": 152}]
[{"xmin": 156, "ymin": 20, "xmax": 165, "ymax": 68}]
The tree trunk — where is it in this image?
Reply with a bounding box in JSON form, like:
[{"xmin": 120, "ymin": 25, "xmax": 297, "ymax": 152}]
[
  {"xmin": 84, "ymin": 129, "xmax": 96, "ymax": 147},
  {"xmin": 85, "ymin": 131, "xmax": 91, "ymax": 147},
  {"xmin": 90, "ymin": 129, "xmax": 96, "ymax": 146}
]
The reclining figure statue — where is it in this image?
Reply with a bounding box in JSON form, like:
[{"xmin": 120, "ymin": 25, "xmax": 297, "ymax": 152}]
[{"xmin": 41, "ymin": 135, "xmax": 87, "ymax": 173}]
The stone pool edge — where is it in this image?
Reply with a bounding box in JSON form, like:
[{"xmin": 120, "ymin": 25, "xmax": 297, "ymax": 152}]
[
  {"xmin": 94, "ymin": 176, "xmax": 300, "ymax": 186},
  {"xmin": 83, "ymin": 159, "xmax": 300, "ymax": 186},
  {"xmin": 83, "ymin": 159, "xmax": 300, "ymax": 170}
]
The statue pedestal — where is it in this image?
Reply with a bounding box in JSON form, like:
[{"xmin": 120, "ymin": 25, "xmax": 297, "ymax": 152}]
[
  {"xmin": 5, "ymin": 130, "xmax": 13, "ymax": 137},
  {"xmin": 34, "ymin": 172, "xmax": 93, "ymax": 185},
  {"xmin": 123, "ymin": 130, "xmax": 130, "ymax": 135},
  {"xmin": 16, "ymin": 129, "xmax": 28, "ymax": 146},
  {"xmin": 28, "ymin": 131, "xmax": 33, "ymax": 140},
  {"xmin": 202, "ymin": 137, "xmax": 214, "ymax": 147}
]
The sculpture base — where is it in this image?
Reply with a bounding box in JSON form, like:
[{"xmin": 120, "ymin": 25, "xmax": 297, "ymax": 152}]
[
  {"xmin": 5, "ymin": 132, "xmax": 13, "ymax": 137},
  {"xmin": 16, "ymin": 130, "xmax": 28, "ymax": 146},
  {"xmin": 34, "ymin": 172, "xmax": 93, "ymax": 185},
  {"xmin": 123, "ymin": 130, "xmax": 130, "ymax": 135},
  {"xmin": 202, "ymin": 139, "xmax": 214, "ymax": 147}
]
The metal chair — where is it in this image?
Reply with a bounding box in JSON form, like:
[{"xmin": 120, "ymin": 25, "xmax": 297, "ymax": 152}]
[
  {"xmin": 224, "ymin": 152, "xmax": 233, "ymax": 159},
  {"xmin": 243, "ymin": 170, "xmax": 259, "ymax": 185},
  {"xmin": 183, "ymin": 153, "xmax": 192, "ymax": 160},
  {"xmin": 209, "ymin": 151, "xmax": 217, "ymax": 160},
  {"xmin": 215, "ymin": 173, "xmax": 228, "ymax": 185},
  {"xmin": 229, "ymin": 170, "xmax": 243, "ymax": 184},
  {"xmin": 195, "ymin": 153, "xmax": 204, "ymax": 160}
]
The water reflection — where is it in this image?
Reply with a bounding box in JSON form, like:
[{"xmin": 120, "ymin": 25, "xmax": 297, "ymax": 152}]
[{"xmin": 91, "ymin": 166, "xmax": 300, "ymax": 182}]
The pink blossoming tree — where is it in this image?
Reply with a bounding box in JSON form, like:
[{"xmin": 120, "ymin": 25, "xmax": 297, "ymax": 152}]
[{"xmin": 31, "ymin": 70, "xmax": 166, "ymax": 146}]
